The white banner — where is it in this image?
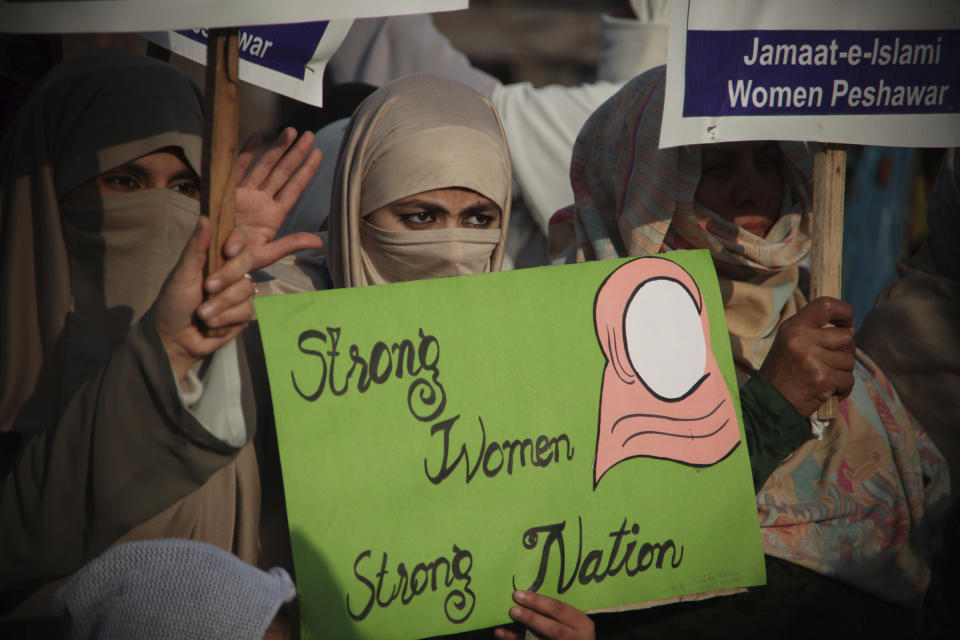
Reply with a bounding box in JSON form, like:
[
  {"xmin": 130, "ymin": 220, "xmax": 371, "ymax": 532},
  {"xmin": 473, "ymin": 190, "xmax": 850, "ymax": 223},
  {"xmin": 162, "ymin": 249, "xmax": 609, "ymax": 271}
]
[
  {"xmin": 143, "ymin": 21, "xmax": 353, "ymax": 107},
  {"xmin": 0, "ymin": 0, "xmax": 466, "ymax": 33},
  {"xmin": 662, "ymin": 0, "xmax": 960, "ymax": 148}
]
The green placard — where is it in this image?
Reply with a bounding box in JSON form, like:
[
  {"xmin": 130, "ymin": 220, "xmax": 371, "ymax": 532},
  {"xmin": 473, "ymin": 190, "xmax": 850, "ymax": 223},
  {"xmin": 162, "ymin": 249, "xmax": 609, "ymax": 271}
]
[{"xmin": 255, "ymin": 251, "xmax": 764, "ymax": 639}]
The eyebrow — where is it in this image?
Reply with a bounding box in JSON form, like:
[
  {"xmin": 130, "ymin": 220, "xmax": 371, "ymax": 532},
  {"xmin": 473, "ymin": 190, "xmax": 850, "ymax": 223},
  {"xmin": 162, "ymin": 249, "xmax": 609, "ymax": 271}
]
[
  {"xmin": 461, "ymin": 202, "xmax": 500, "ymax": 217},
  {"xmin": 106, "ymin": 161, "xmax": 151, "ymax": 179},
  {"xmin": 395, "ymin": 200, "xmax": 448, "ymax": 213},
  {"xmin": 105, "ymin": 162, "xmax": 200, "ymax": 183},
  {"xmin": 393, "ymin": 199, "xmax": 500, "ymax": 216}
]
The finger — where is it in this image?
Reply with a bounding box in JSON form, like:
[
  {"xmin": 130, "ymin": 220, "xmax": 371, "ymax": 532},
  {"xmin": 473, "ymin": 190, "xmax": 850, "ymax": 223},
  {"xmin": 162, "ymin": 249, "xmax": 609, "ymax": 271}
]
[
  {"xmin": 274, "ymin": 146, "xmax": 323, "ymax": 212},
  {"xmin": 273, "ymin": 231, "xmax": 325, "ymax": 254},
  {"xmin": 223, "ymin": 227, "xmax": 252, "ymax": 260},
  {"xmin": 831, "ymin": 369, "xmax": 856, "ymax": 398},
  {"xmin": 812, "ymin": 325, "xmax": 857, "ymax": 353},
  {"xmin": 191, "ymin": 323, "xmax": 244, "ymax": 352},
  {"xmin": 167, "ymin": 217, "xmax": 211, "ymax": 291},
  {"xmin": 242, "ymin": 127, "xmax": 297, "ymax": 189},
  {"xmin": 493, "ymin": 626, "xmax": 522, "ymax": 640},
  {"xmin": 803, "ymin": 296, "xmax": 855, "ymax": 329},
  {"xmin": 236, "ymin": 132, "xmax": 263, "ymax": 180},
  {"xmin": 514, "ymin": 590, "xmax": 590, "ymax": 631},
  {"xmin": 820, "ymin": 348, "xmax": 856, "ymax": 374},
  {"xmin": 198, "ymin": 274, "xmax": 256, "ymax": 324},
  {"xmin": 164, "ymin": 216, "xmax": 212, "ymax": 289},
  {"xmin": 262, "ymin": 130, "xmax": 317, "ymax": 196},
  {"xmin": 201, "ymin": 298, "xmax": 255, "ymax": 330},
  {"xmin": 246, "ymin": 233, "xmax": 324, "ymax": 273},
  {"xmin": 509, "ymin": 606, "xmax": 567, "ymax": 640},
  {"xmin": 206, "ymin": 247, "xmax": 257, "ymax": 295}
]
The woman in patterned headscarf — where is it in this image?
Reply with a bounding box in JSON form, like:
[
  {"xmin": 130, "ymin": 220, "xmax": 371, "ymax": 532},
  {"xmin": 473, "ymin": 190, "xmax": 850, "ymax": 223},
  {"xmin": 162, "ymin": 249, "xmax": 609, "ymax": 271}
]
[{"xmin": 529, "ymin": 66, "xmax": 950, "ymax": 638}]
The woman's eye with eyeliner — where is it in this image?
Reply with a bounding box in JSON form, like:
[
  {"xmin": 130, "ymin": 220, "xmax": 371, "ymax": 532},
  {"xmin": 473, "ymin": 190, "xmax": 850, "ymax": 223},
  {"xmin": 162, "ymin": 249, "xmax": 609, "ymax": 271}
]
[
  {"xmin": 102, "ymin": 174, "xmax": 140, "ymax": 190},
  {"xmin": 399, "ymin": 211, "xmax": 435, "ymax": 226},
  {"xmin": 170, "ymin": 181, "xmax": 200, "ymax": 197},
  {"xmin": 463, "ymin": 214, "xmax": 492, "ymax": 228}
]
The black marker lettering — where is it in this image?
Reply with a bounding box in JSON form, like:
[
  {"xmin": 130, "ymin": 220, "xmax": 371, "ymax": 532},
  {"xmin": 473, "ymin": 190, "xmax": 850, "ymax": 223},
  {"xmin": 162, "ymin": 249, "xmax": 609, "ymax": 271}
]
[
  {"xmin": 426, "ymin": 416, "xmax": 574, "ymax": 484},
  {"xmin": 346, "ymin": 550, "xmax": 375, "ymax": 621},
  {"xmin": 347, "ymin": 544, "xmax": 475, "ymax": 624},
  {"xmin": 287, "ymin": 327, "xmax": 447, "ymax": 421},
  {"xmin": 291, "ymin": 330, "xmax": 327, "ymax": 401},
  {"xmin": 513, "ymin": 518, "xmax": 684, "ymax": 592},
  {"xmin": 370, "ymin": 341, "xmax": 392, "ymax": 384},
  {"xmin": 327, "ymin": 327, "xmax": 348, "ymax": 396}
]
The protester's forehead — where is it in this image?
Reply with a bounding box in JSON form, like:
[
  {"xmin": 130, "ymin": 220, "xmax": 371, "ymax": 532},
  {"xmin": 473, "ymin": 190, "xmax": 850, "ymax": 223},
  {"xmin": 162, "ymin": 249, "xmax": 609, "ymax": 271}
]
[
  {"xmin": 374, "ymin": 74, "xmax": 501, "ymax": 134},
  {"xmin": 389, "ymin": 187, "xmax": 499, "ymax": 208}
]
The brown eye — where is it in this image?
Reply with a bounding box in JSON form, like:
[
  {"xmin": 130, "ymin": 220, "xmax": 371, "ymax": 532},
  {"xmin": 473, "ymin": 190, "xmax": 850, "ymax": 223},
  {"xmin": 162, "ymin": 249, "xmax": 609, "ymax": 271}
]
[
  {"xmin": 170, "ymin": 181, "xmax": 200, "ymax": 197},
  {"xmin": 463, "ymin": 214, "xmax": 493, "ymax": 228},
  {"xmin": 399, "ymin": 211, "xmax": 435, "ymax": 226},
  {"xmin": 102, "ymin": 175, "xmax": 140, "ymax": 190}
]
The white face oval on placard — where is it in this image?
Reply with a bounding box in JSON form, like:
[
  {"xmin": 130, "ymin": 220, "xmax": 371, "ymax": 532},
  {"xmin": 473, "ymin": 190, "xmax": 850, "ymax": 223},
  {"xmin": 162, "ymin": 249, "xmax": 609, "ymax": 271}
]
[{"xmin": 624, "ymin": 279, "xmax": 706, "ymax": 400}]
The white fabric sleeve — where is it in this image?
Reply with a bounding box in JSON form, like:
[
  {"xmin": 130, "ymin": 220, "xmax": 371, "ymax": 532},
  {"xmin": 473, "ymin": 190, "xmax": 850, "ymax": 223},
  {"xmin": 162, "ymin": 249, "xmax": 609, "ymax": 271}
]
[
  {"xmin": 490, "ymin": 81, "xmax": 623, "ymax": 232},
  {"xmin": 173, "ymin": 341, "xmax": 247, "ymax": 448},
  {"xmin": 597, "ymin": 8, "xmax": 670, "ymax": 83},
  {"xmin": 491, "ymin": 10, "xmax": 667, "ymax": 233},
  {"xmin": 328, "ymin": 14, "xmax": 500, "ymax": 97}
]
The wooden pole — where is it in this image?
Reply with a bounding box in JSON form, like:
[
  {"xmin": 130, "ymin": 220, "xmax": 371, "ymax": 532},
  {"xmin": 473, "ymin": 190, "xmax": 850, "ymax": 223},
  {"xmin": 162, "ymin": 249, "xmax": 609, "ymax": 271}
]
[
  {"xmin": 810, "ymin": 144, "xmax": 846, "ymax": 420},
  {"xmin": 201, "ymin": 27, "xmax": 239, "ymax": 336}
]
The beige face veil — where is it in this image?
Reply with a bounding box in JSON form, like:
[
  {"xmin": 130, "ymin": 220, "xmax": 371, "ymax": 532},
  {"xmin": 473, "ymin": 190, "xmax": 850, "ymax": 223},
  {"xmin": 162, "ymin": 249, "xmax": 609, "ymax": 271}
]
[{"xmin": 326, "ymin": 73, "xmax": 512, "ymax": 288}]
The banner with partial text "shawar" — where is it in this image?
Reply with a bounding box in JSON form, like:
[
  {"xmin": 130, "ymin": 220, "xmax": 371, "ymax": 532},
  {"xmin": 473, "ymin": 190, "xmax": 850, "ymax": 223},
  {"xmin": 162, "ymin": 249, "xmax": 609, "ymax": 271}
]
[
  {"xmin": 0, "ymin": 1, "xmax": 467, "ymax": 32},
  {"xmin": 2, "ymin": 1, "xmax": 467, "ymax": 107}
]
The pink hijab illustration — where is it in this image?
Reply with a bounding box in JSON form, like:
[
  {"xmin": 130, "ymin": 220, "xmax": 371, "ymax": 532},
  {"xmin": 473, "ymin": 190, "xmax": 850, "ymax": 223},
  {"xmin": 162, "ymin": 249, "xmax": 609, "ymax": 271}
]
[{"xmin": 593, "ymin": 257, "xmax": 740, "ymax": 487}]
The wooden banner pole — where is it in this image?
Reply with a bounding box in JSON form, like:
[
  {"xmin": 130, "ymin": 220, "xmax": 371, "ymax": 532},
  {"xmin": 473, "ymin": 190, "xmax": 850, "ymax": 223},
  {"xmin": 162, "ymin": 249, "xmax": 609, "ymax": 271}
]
[
  {"xmin": 201, "ymin": 27, "xmax": 240, "ymax": 336},
  {"xmin": 810, "ymin": 143, "xmax": 846, "ymax": 421}
]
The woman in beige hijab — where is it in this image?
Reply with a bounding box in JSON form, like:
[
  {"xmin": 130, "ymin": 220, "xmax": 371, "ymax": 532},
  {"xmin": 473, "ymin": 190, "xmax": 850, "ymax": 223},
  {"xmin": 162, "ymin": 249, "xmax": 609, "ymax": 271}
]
[
  {"xmin": 0, "ymin": 51, "xmax": 321, "ymax": 621},
  {"xmin": 259, "ymin": 72, "xmax": 511, "ymax": 294}
]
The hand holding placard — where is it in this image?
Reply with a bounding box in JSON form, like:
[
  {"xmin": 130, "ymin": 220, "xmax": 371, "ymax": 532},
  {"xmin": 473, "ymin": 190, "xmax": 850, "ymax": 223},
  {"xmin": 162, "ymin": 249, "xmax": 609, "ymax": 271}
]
[
  {"xmin": 758, "ymin": 297, "xmax": 856, "ymax": 419},
  {"xmin": 810, "ymin": 144, "xmax": 847, "ymax": 419},
  {"xmin": 495, "ymin": 590, "xmax": 595, "ymax": 640}
]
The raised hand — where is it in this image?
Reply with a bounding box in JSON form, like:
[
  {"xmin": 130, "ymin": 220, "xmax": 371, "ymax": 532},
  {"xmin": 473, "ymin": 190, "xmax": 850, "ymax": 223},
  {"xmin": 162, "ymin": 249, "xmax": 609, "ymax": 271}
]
[
  {"xmin": 494, "ymin": 590, "xmax": 595, "ymax": 640},
  {"xmin": 759, "ymin": 296, "xmax": 856, "ymax": 417},
  {"xmin": 231, "ymin": 127, "xmax": 325, "ymax": 271},
  {"xmin": 153, "ymin": 217, "xmax": 257, "ymax": 383}
]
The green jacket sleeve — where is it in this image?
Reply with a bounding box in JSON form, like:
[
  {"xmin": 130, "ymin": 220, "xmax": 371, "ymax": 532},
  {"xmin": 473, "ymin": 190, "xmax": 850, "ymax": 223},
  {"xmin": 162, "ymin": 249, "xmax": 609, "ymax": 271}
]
[{"xmin": 739, "ymin": 372, "xmax": 812, "ymax": 492}]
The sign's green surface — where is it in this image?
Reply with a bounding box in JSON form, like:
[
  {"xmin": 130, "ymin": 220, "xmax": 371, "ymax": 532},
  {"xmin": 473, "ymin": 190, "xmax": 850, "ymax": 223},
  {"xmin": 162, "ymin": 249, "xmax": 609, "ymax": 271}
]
[{"xmin": 255, "ymin": 251, "xmax": 764, "ymax": 639}]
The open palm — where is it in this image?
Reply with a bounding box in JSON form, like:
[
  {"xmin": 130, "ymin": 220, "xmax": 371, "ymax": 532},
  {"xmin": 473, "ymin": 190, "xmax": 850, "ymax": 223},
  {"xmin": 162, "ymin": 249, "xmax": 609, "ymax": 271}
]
[{"xmin": 232, "ymin": 127, "xmax": 325, "ymax": 271}]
